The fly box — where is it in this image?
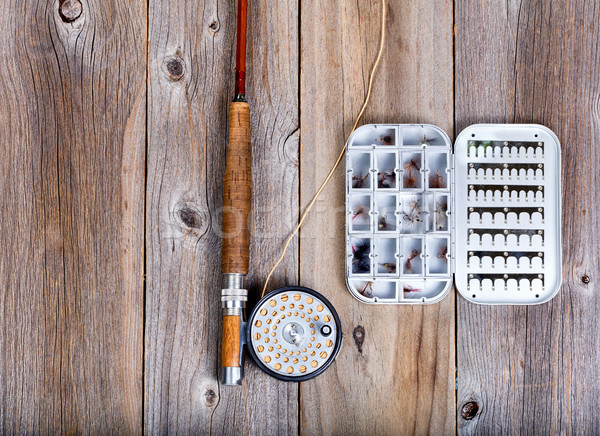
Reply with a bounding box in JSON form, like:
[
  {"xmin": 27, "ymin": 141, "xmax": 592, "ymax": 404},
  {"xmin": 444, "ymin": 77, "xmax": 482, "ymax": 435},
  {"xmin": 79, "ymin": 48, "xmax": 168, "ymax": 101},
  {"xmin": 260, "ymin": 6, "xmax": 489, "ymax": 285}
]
[{"xmin": 345, "ymin": 124, "xmax": 562, "ymax": 305}]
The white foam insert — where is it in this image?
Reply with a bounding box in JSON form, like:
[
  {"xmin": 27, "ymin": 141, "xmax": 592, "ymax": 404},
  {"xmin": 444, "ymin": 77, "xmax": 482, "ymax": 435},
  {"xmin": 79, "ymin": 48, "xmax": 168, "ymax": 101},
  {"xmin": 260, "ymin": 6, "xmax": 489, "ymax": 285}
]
[{"xmin": 454, "ymin": 124, "xmax": 562, "ymax": 304}]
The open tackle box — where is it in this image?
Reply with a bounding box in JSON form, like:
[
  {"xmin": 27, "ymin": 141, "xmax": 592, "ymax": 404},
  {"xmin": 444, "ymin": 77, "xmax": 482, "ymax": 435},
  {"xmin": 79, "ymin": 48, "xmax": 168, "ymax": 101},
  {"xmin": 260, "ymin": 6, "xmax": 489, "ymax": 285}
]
[{"xmin": 345, "ymin": 124, "xmax": 562, "ymax": 305}]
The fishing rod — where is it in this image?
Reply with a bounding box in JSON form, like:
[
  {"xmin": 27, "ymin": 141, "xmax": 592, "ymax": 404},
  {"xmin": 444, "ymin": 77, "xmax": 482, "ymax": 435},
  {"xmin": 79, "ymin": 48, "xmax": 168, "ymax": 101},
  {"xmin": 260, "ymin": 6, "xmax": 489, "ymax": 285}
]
[
  {"xmin": 218, "ymin": 0, "xmax": 387, "ymax": 386},
  {"xmin": 220, "ymin": 0, "xmax": 251, "ymax": 386},
  {"xmin": 219, "ymin": 0, "xmax": 342, "ymax": 386}
]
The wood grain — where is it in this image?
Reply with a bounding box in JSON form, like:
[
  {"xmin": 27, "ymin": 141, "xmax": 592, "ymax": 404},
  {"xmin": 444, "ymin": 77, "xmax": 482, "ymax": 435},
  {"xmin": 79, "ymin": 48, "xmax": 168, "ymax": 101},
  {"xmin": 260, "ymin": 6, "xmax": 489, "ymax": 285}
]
[
  {"xmin": 145, "ymin": 0, "xmax": 300, "ymax": 433},
  {"xmin": 456, "ymin": 0, "xmax": 600, "ymax": 433},
  {"xmin": 0, "ymin": 0, "xmax": 146, "ymax": 433},
  {"xmin": 299, "ymin": 0, "xmax": 455, "ymax": 434},
  {"xmin": 221, "ymin": 315, "xmax": 242, "ymax": 367}
]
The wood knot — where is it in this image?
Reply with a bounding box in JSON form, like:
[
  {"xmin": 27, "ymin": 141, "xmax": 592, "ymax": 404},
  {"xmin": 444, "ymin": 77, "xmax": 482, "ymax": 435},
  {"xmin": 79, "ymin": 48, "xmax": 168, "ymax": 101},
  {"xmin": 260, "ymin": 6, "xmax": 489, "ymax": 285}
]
[
  {"xmin": 173, "ymin": 202, "xmax": 209, "ymax": 240},
  {"xmin": 58, "ymin": 0, "xmax": 82, "ymax": 22},
  {"xmin": 204, "ymin": 388, "xmax": 218, "ymax": 407},
  {"xmin": 178, "ymin": 207, "xmax": 202, "ymax": 229},
  {"xmin": 163, "ymin": 56, "xmax": 185, "ymax": 82},
  {"xmin": 352, "ymin": 325, "xmax": 365, "ymax": 353},
  {"xmin": 208, "ymin": 20, "xmax": 220, "ymax": 33},
  {"xmin": 461, "ymin": 401, "xmax": 479, "ymax": 420},
  {"xmin": 582, "ymin": 275, "xmax": 590, "ymax": 284}
]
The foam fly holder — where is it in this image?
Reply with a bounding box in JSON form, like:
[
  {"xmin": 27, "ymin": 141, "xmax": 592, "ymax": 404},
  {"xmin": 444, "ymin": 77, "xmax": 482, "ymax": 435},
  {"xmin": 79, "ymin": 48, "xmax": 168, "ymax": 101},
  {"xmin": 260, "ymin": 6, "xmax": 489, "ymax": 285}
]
[{"xmin": 345, "ymin": 124, "xmax": 562, "ymax": 305}]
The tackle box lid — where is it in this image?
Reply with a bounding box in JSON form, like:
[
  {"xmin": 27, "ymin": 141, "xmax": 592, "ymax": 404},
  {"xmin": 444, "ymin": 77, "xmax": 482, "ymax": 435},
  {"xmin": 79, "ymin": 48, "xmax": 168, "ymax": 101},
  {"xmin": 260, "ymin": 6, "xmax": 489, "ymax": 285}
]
[{"xmin": 344, "ymin": 123, "xmax": 561, "ymax": 305}]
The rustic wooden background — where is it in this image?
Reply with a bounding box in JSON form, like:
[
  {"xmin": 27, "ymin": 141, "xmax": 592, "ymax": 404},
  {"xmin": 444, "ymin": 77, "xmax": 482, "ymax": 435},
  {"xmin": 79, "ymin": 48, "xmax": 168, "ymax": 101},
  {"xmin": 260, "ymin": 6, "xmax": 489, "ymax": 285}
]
[{"xmin": 0, "ymin": 0, "xmax": 598, "ymax": 434}]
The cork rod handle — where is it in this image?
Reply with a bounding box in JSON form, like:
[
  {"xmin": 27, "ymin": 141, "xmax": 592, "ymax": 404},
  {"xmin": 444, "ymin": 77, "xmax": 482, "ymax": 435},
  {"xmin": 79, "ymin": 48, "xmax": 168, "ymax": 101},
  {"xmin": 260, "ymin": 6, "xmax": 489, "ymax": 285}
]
[{"xmin": 222, "ymin": 101, "xmax": 252, "ymax": 275}]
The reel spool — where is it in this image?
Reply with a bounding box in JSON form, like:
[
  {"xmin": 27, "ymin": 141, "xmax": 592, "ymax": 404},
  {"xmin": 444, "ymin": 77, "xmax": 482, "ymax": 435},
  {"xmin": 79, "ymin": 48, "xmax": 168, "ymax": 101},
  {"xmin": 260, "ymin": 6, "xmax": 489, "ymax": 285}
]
[{"xmin": 247, "ymin": 286, "xmax": 342, "ymax": 381}]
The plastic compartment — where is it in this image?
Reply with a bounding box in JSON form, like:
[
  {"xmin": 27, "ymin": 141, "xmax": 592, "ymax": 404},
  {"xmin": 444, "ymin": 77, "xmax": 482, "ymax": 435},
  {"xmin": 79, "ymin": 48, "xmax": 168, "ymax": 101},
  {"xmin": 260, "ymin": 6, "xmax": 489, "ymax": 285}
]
[
  {"xmin": 347, "ymin": 279, "xmax": 397, "ymax": 302},
  {"xmin": 349, "ymin": 236, "xmax": 371, "ymax": 275},
  {"xmin": 402, "ymin": 280, "xmax": 448, "ymax": 302},
  {"xmin": 400, "ymin": 152, "xmax": 423, "ymax": 189},
  {"xmin": 434, "ymin": 193, "xmax": 449, "ymax": 231},
  {"xmin": 402, "ymin": 125, "xmax": 447, "ymax": 146},
  {"xmin": 349, "ymin": 152, "xmax": 372, "ymax": 190},
  {"xmin": 399, "ymin": 194, "xmax": 426, "ymax": 234},
  {"xmin": 375, "ymin": 237, "xmax": 398, "ymax": 275},
  {"xmin": 351, "ymin": 125, "xmax": 397, "ymax": 146},
  {"xmin": 426, "ymin": 152, "xmax": 449, "ymax": 189},
  {"xmin": 375, "ymin": 194, "xmax": 397, "ymax": 232},
  {"xmin": 349, "ymin": 195, "xmax": 371, "ymax": 232},
  {"xmin": 426, "ymin": 235, "xmax": 449, "ymax": 276},
  {"xmin": 376, "ymin": 152, "xmax": 398, "ymax": 189},
  {"xmin": 400, "ymin": 237, "xmax": 423, "ymax": 276}
]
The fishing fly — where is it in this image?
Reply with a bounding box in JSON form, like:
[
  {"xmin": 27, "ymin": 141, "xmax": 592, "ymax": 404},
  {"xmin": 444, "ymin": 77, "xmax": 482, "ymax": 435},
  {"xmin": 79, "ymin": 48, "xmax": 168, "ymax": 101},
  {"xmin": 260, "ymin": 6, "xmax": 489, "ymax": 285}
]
[
  {"xmin": 402, "ymin": 155, "xmax": 421, "ymax": 188},
  {"xmin": 379, "ymin": 262, "xmax": 396, "ymax": 273},
  {"xmin": 360, "ymin": 281, "xmax": 374, "ymax": 297},
  {"xmin": 403, "ymin": 157, "xmax": 421, "ymax": 173},
  {"xmin": 378, "ymin": 170, "xmax": 396, "ymax": 188},
  {"xmin": 402, "ymin": 200, "xmax": 423, "ymax": 225},
  {"xmin": 435, "ymin": 199, "xmax": 448, "ymax": 230},
  {"xmin": 437, "ymin": 245, "xmax": 448, "ymax": 262},
  {"xmin": 352, "ymin": 173, "xmax": 369, "ymax": 189},
  {"xmin": 352, "ymin": 241, "xmax": 371, "ymax": 274},
  {"xmin": 378, "ymin": 208, "xmax": 390, "ymax": 230},
  {"xmin": 352, "ymin": 206, "xmax": 368, "ymax": 220},
  {"xmin": 404, "ymin": 249, "xmax": 421, "ymax": 273},
  {"xmin": 403, "ymin": 169, "xmax": 419, "ymax": 188},
  {"xmin": 429, "ymin": 170, "xmax": 445, "ymax": 188},
  {"xmin": 403, "ymin": 284, "xmax": 421, "ymax": 294},
  {"xmin": 376, "ymin": 135, "xmax": 392, "ymax": 145}
]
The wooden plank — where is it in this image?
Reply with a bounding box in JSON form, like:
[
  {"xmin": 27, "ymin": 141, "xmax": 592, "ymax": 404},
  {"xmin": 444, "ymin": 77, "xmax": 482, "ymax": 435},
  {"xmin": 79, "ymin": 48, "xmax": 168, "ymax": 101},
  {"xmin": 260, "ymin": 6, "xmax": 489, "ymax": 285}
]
[
  {"xmin": 144, "ymin": 0, "xmax": 300, "ymax": 433},
  {"xmin": 299, "ymin": 0, "xmax": 455, "ymax": 434},
  {"xmin": 456, "ymin": 0, "xmax": 600, "ymax": 433},
  {"xmin": 0, "ymin": 1, "xmax": 146, "ymax": 433}
]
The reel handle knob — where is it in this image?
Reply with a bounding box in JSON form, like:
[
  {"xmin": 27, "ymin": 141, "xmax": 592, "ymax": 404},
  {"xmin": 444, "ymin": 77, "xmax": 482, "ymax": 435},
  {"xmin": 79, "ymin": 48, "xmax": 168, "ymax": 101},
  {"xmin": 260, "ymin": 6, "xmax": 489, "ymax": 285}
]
[{"xmin": 320, "ymin": 325, "xmax": 332, "ymax": 336}]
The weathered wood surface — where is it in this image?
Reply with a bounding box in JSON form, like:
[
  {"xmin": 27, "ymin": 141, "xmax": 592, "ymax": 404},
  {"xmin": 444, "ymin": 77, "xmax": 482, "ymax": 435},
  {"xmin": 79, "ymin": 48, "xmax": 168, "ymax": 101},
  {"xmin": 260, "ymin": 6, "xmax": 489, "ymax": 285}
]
[
  {"xmin": 299, "ymin": 0, "xmax": 455, "ymax": 435},
  {"xmin": 456, "ymin": 0, "xmax": 600, "ymax": 433},
  {"xmin": 2, "ymin": 0, "xmax": 600, "ymax": 433},
  {"xmin": 0, "ymin": 0, "xmax": 146, "ymax": 433},
  {"xmin": 144, "ymin": 0, "xmax": 300, "ymax": 433}
]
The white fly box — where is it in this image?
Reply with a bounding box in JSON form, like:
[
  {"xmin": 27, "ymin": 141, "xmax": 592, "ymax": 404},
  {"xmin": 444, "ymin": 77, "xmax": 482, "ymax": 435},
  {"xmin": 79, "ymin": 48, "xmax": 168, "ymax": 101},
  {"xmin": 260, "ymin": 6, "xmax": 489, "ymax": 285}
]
[{"xmin": 345, "ymin": 124, "xmax": 561, "ymax": 305}]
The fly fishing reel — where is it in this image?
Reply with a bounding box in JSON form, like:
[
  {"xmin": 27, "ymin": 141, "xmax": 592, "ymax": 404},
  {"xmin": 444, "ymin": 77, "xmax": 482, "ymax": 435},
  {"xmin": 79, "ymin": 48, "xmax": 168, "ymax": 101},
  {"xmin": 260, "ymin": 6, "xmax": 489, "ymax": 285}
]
[{"xmin": 246, "ymin": 286, "xmax": 342, "ymax": 381}]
